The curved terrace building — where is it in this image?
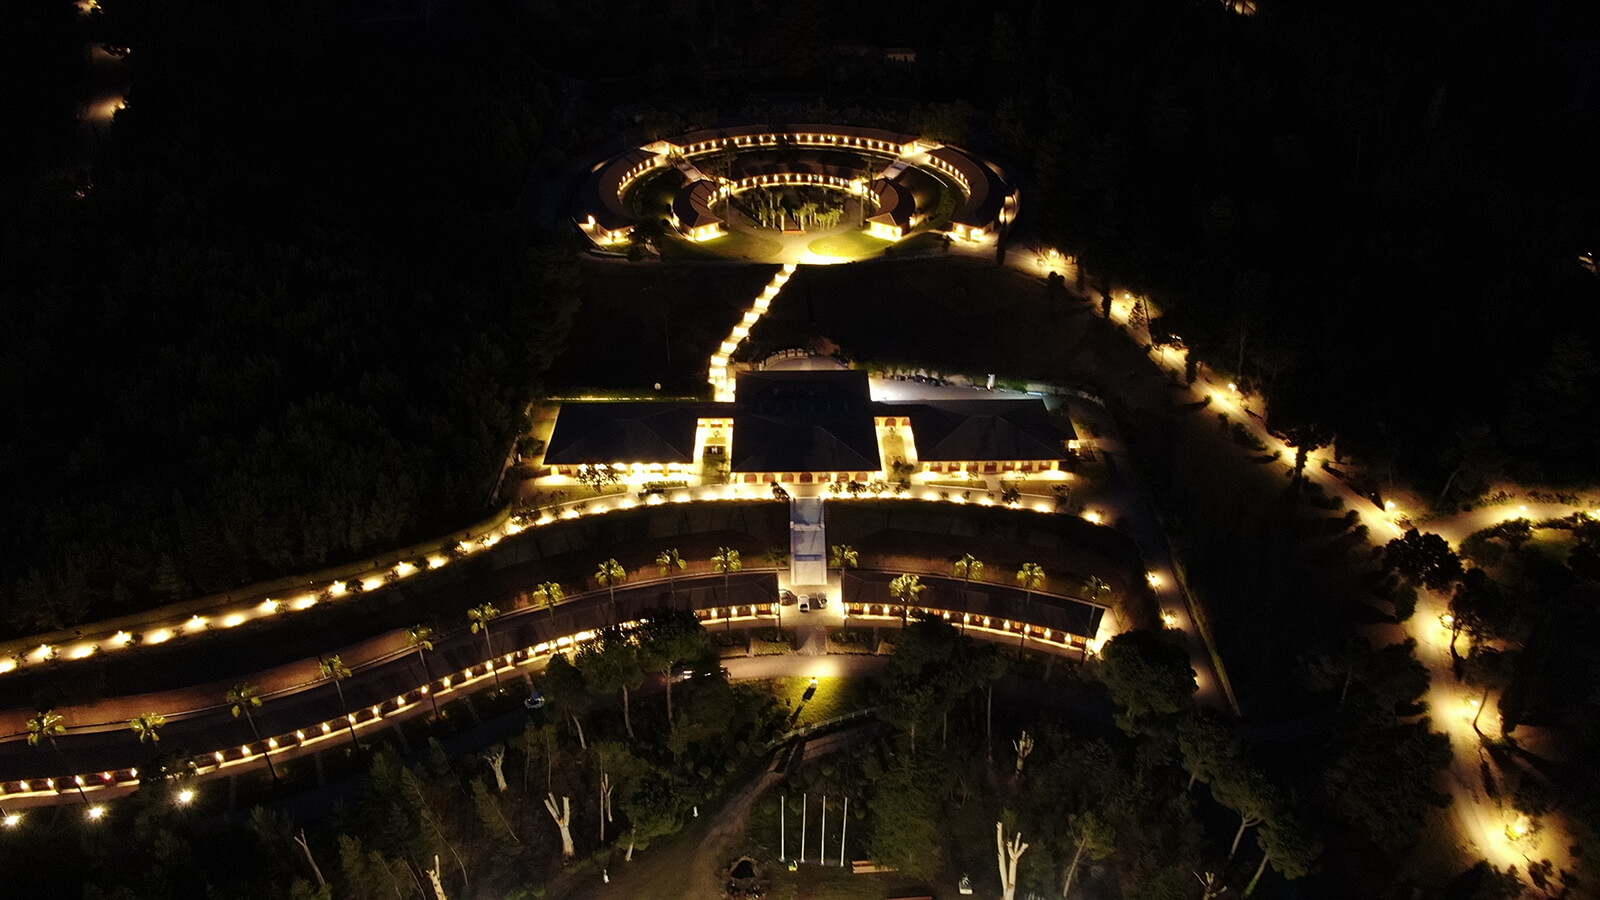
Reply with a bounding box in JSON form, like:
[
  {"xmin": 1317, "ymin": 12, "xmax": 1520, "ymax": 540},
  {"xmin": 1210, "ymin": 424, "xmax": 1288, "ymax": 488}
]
[{"xmin": 574, "ymin": 124, "xmax": 1013, "ymax": 247}]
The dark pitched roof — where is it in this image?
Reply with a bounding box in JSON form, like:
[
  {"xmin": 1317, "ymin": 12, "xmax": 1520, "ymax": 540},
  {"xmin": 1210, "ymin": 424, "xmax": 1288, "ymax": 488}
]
[
  {"xmin": 867, "ymin": 177, "xmax": 914, "ymax": 229},
  {"xmin": 672, "ymin": 180, "xmax": 723, "ymax": 229},
  {"xmin": 544, "ymin": 403, "xmax": 710, "ymax": 465},
  {"xmin": 928, "ymin": 145, "xmax": 1007, "ymax": 230},
  {"xmin": 577, "ymin": 148, "xmax": 659, "ymax": 232},
  {"xmin": 880, "ymin": 399, "xmax": 1073, "ymax": 461},
  {"xmin": 670, "ymin": 124, "xmax": 921, "ymax": 153},
  {"xmin": 730, "ymin": 371, "xmax": 882, "ymax": 472}
]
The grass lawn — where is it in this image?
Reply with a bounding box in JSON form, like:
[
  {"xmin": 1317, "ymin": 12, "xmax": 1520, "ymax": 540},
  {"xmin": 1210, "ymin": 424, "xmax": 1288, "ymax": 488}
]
[
  {"xmin": 660, "ymin": 227, "xmax": 784, "ymax": 262},
  {"xmin": 765, "ymin": 675, "xmax": 875, "ymax": 729},
  {"xmin": 546, "ymin": 259, "xmax": 775, "ymax": 393},
  {"xmin": 807, "ymin": 229, "xmax": 890, "ymax": 260}
]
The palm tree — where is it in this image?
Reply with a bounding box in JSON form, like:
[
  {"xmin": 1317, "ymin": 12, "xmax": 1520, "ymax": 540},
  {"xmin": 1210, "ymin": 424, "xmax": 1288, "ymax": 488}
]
[
  {"xmin": 889, "ymin": 573, "xmax": 926, "ymax": 627},
  {"xmin": 953, "ymin": 553, "xmax": 984, "ymax": 632},
  {"xmin": 129, "ymin": 712, "xmax": 166, "ymax": 744},
  {"xmin": 318, "ymin": 655, "xmax": 360, "ymax": 752},
  {"xmin": 596, "ymin": 559, "xmax": 627, "ymax": 625},
  {"xmin": 534, "ymin": 581, "xmax": 565, "ymax": 620},
  {"xmin": 1016, "ymin": 563, "xmax": 1047, "ymax": 648},
  {"xmin": 711, "ymin": 547, "xmax": 743, "ymax": 633},
  {"xmin": 831, "ymin": 544, "xmax": 859, "ymax": 626},
  {"xmin": 406, "ymin": 624, "xmax": 440, "ymax": 719},
  {"xmin": 655, "ymin": 550, "xmax": 685, "ymax": 606},
  {"xmin": 468, "ymin": 602, "xmax": 503, "ymax": 689},
  {"xmin": 227, "ymin": 683, "xmax": 279, "ymax": 783},
  {"xmin": 28, "ymin": 709, "xmax": 88, "ymax": 805}
]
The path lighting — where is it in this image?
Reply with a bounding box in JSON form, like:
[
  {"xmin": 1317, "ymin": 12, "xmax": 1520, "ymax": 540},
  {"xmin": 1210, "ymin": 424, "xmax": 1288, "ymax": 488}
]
[
  {"xmin": 0, "ymin": 660, "xmax": 13, "ymax": 674},
  {"xmin": 146, "ymin": 630, "xmax": 171, "ymax": 644},
  {"xmin": 1439, "ymin": 614, "xmax": 1455, "ymax": 630},
  {"xmin": 1146, "ymin": 572, "xmax": 1162, "ymax": 587},
  {"xmin": 1505, "ymin": 815, "xmax": 1532, "ymax": 841},
  {"xmin": 1162, "ymin": 612, "xmax": 1180, "ymax": 628},
  {"xmin": 1384, "ymin": 500, "xmax": 1397, "ymax": 512},
  {"xmin": 1083, "ymin": 511, "xmax": 1102, "ymax": 524},
  {"xmin": 223, "ymin": 614, "xmax": 244, "ymax": 628}
]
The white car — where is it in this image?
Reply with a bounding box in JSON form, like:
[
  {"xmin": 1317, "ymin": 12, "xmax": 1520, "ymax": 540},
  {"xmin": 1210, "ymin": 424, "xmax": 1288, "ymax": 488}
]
[{"xmin": 798, "ymin": 595, "xmax": 811, "ymax": 612}]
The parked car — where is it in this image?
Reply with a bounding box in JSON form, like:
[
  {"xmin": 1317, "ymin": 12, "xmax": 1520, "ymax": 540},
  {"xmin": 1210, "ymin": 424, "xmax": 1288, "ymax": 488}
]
[
  {"xmin": 809, "ymin": 593, "xmax": 827, "ymax": 608},
  {"xmin": 671, "ymin": 664, "xmax": 728, "ymax": 682},
  {"xmin": 779, "ymin": 589, "xmax": 797, "ymax": 606},
  {"xmin": 798, "ymin": 595, "xmax": 811, "ymax": 612}
]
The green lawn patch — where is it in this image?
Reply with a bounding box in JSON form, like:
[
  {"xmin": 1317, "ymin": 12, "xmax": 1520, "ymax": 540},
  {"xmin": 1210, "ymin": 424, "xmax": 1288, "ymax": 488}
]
[
  {"xmin": 807, "ymin": 229, "xmax": 890, "ymax": 260},
  {"xmin": 766, "ymin": 675, "xmax": 875, "ymax": 729},
  {"xmin": 661, "ymin": 228, "xmax": 783, "ymax": 261}
]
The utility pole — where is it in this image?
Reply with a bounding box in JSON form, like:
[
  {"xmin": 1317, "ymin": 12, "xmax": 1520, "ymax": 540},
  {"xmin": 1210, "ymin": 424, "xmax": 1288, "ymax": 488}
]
[
  {"xmin": 780, "ymin": 795, "xmax": 786, "ymax": 860},
  {"xmin": 839, "ymin": 796, "xmax": 849, "ymax": 867},
  {"xmin": 821, "ymin": 795, "xmax": 828, "ymax": 865},
  {"xmin": 800, "ymin": 792, "xmax": 807, "ymax": 862}
]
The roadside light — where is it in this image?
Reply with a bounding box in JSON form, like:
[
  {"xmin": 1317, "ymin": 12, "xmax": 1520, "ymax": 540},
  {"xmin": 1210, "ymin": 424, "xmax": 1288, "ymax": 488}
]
[
  {"xmin": 87, "ymin": 806, "xmax": 106, "ymax": 821},
  {"xmin": 2, "ymin": 813, "xmax": 20, "ymax": 827},
  {"xmin": 176, "ymin": 789, "xmax": 194, "ymax": 805}
]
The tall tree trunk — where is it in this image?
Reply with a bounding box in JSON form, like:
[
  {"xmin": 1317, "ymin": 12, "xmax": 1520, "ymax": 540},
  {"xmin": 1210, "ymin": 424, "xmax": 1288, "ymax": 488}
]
[
  {"xmin": 483, "ymin": 630, "xmax": 502, "ymax": 689},
  {"xmin": 243, "ymin": 709, "xmax": 280, "ymax": 783},
  {"xmin": 663, "ymin": 668, "xmax": 674, "ymax": 725},
  {"xmin": 417, "ymin": 649, "xmax": 440, "ymax": 719},
  {"xmin": 985, "ymin": 684, "xmax": 994, "ymax": 763},
  {"xmin": 1061, "ymin": 833, "xmax": 1088, "ymax": 898},
  {"xmin": 1229, "ymin": 814, "xmax": 1259, "ymax": 861},
  {"xmin": 622, "ymin": 685, "xmax": 635, "ymax": 739},
  {"xmin": 334, "ymin": 681, "xmax": 360, "ymax": 751},
  {"xmin": 571, "ymin": 714, "xmax": 587, "ymax": 750},
  {"xmin": 1244, "ymin": 851, "xmax": 1271, "ymax": 896}
]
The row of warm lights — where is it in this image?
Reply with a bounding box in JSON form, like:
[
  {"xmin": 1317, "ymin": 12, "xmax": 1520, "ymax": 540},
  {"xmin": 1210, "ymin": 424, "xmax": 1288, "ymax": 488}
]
[
  {"xmin": 709, "ymin": 265, "xmax": 796, "ymax": 401},
  {"xmin": 3, "ymin": 539, "xmax": 479, "ymax": 675},
  {"xmin": 2, "ymin": 629, "xmax": 606, "ymax": 805},
  {"xmin": 3, "ymin": 787, "xmax": 196, "ymax": 830},
  {"xmin": 2, "ymin": 434, "xmax": 1099, "ymax": 676}
]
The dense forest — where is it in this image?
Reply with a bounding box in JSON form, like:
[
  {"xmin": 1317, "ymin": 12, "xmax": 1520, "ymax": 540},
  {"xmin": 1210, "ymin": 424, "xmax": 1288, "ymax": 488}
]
[
  {"xmin": 0, "ymin": 608, "xmax": 1471, "ymax": 899},
  {"xmin": 1, "ymin": 1, "xmax": 579, "ymax": 635},
  {"xmin": 5, "ymin": 0, "xmax": 1597, "ymax": 633}
]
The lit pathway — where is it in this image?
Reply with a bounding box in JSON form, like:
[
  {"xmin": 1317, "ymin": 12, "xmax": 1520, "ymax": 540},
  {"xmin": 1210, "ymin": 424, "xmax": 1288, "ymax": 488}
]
[
  {"xmin": 708, "ymin": 264, "xmax": 796, "ymax": 400},
  {"xmin": 1005, "ymin": 245, "xmax": 1589, "ymax": 879}
]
